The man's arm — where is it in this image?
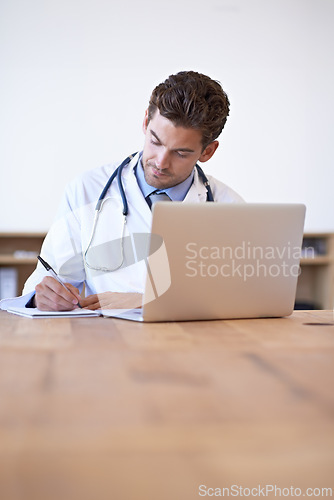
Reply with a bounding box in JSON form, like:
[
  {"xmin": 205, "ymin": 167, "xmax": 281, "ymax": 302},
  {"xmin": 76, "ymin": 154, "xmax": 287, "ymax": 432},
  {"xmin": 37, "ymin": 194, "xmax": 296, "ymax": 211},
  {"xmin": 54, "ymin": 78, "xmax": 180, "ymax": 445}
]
[{"xmin": 21, "ymin": 179, "xmax": 87, "ymax": 309}]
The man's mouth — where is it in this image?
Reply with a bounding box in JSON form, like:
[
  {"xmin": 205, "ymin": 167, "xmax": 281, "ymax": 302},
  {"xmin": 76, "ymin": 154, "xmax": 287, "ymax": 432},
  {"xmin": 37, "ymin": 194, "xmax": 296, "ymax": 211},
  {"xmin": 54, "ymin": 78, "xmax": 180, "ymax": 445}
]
[{"xmin": 151, "ymin": 165, "xmax": 169, "ymax": 177}]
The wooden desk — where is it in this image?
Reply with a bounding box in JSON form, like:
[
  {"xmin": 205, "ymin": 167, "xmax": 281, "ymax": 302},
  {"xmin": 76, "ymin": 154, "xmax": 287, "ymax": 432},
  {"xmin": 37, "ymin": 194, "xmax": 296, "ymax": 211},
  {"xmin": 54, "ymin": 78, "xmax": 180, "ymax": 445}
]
[{"xmin": 0, "ymin": 310, "xmax": 333, "ymax": 500}]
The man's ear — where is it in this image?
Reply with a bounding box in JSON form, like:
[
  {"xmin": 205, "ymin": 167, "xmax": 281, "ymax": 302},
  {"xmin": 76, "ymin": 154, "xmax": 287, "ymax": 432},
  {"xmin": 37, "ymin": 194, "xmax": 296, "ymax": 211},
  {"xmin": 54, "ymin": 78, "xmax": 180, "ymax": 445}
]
[
  {"xmin": 198, "ymin": 141, "xmax": 219, "ymax": 162},
  {"xmin": 142, "ymin": 109, "xmax": 149, "ymax": 134}
]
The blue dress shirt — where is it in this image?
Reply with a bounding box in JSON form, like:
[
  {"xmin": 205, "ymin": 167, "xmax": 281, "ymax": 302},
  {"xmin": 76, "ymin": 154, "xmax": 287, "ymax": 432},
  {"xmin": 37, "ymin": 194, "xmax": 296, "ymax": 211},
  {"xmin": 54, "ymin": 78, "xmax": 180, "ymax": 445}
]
[{"xmin": 135, "ymin": 154, "xmax": 194, "ymax": 202}]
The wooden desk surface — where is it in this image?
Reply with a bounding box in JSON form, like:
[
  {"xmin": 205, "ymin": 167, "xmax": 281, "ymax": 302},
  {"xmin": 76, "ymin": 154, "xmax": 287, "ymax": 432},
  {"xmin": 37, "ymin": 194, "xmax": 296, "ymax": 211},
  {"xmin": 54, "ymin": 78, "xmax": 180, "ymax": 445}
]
[{"xmin": 0, "ymin": 310, "xmax": 333, "ymax": 500}]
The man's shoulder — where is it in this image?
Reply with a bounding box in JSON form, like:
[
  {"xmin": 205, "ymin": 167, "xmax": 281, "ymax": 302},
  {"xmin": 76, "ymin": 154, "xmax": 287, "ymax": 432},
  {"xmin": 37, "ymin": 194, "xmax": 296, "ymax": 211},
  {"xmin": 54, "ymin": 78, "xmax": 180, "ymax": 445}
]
[
  {"xmin": 64, "ymin": 162, "xmax": 119, "ymax": 204},
  {"xmin": 206, "ymin": 174, "xmax": 245, "ymax": 203},
  {"xmin": 70, "ymin": 163, "xmax": 117, "ymax": 188}
]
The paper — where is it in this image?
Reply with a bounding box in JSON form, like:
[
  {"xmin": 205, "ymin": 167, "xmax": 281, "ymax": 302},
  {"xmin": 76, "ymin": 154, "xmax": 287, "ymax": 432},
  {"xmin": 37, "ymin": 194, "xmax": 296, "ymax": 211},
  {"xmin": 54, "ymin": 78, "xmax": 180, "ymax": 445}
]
[{"xmin": 6, "ymin": 307, "xmax": 101, "ymax": 318}]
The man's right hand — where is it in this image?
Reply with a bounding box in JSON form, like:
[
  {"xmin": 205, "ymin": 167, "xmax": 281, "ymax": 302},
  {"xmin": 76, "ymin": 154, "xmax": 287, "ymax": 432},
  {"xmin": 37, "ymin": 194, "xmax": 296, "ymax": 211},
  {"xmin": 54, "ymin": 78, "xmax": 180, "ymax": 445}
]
[{"xmin": 34, "ymin": 277, "xmax": 81, "ymax": 311}]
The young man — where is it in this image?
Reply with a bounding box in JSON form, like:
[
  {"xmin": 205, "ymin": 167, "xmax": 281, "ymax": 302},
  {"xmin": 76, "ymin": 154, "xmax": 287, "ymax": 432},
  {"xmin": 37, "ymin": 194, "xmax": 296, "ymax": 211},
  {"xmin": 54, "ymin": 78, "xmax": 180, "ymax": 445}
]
[{"xmin": 3, "ymin": 71, "xmax": 243, "ymax": 311}]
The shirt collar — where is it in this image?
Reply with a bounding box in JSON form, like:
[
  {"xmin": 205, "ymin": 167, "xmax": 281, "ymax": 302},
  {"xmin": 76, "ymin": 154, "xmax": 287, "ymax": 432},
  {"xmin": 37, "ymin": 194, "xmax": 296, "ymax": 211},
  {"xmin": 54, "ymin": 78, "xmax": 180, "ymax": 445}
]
[{"xmin": 134, "ymin": 153, "xmax": 195, "ymax": 201}]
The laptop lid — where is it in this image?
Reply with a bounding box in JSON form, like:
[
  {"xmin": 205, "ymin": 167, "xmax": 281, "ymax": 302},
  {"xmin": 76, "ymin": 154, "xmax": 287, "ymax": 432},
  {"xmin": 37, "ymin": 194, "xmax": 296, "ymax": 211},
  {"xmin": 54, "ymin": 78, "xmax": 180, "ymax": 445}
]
[{"xmin": 140, "ymin": 203, "xmax": 306, "ymax": 321}]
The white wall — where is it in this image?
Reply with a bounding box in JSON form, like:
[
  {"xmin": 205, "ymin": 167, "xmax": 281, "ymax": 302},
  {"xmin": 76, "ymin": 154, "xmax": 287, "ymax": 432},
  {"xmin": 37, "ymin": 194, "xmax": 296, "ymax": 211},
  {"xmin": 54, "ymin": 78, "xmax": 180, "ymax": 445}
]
[{"xmin": 1, "ymin": 0, "xmax": 333, "ymax": 232}]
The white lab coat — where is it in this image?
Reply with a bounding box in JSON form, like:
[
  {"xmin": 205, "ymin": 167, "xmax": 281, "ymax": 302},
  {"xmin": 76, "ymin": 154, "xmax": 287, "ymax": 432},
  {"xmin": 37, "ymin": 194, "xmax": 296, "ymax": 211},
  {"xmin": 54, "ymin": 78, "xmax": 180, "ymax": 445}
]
[{"xmin": 0, "ymin": 153, "xmax": 244, "ymax": 309}]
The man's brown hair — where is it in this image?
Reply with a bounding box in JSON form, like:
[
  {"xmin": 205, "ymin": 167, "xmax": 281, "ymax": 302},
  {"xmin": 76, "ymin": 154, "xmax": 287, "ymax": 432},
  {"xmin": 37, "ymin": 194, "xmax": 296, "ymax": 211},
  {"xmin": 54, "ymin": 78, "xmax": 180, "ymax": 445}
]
[{"xmin": 147, "ymin": 71, "xmax": 230, "ymax": 149}]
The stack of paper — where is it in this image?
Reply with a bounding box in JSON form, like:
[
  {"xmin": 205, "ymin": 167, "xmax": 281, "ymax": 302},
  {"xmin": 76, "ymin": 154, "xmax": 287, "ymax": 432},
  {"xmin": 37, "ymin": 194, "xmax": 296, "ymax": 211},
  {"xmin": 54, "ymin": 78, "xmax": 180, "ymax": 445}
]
[{"xmin": 7, "ymin": 307, "xmax": 101, "ymax": 318}]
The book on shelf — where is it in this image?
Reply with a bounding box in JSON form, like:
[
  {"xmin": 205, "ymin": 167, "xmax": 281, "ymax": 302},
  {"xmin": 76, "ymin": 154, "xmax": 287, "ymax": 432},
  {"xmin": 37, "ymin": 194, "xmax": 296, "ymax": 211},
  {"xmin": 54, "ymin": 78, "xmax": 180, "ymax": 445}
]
[{"xmin": 0, "ymin": 267, "xmax": 18, "ymax": 300}]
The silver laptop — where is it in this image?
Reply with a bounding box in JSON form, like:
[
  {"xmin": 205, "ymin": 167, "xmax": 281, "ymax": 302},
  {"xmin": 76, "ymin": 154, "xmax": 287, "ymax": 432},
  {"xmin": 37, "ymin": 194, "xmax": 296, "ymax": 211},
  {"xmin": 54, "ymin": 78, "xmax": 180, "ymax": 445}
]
[{"xmin": 102, "ymin": 203, "xmax": 306, "ymax": 322}]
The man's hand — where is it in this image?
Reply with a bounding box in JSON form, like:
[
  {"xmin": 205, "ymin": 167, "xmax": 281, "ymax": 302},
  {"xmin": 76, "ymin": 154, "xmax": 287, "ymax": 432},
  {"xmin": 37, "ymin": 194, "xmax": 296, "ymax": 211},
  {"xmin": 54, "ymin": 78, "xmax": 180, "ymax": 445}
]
[
  {"xmin": 35, "ymin": 276, "xmax": 82, "ymax": 311},
  {"xmin": 80, "ymin": 292, "xmax": 143, "ymax": 310}
]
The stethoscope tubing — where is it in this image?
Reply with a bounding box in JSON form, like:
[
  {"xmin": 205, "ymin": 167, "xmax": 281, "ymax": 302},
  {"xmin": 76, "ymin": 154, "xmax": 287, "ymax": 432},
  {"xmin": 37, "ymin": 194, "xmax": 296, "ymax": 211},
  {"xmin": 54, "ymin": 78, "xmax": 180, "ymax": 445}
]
[
  {"xmin": 95, "ymin": 153, "xmax": 137, "ymax": 213},
  {"xmin": 85, "ymin": 152, "xmax": 214, "ymax": 272}
]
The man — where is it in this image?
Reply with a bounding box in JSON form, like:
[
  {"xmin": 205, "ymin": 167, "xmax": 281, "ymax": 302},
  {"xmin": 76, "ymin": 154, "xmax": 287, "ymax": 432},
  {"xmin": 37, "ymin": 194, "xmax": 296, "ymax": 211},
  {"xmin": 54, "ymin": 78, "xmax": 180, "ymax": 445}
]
[{"xmin": 3, "ymin": 71, "xmax": 243, "ymax": 311}]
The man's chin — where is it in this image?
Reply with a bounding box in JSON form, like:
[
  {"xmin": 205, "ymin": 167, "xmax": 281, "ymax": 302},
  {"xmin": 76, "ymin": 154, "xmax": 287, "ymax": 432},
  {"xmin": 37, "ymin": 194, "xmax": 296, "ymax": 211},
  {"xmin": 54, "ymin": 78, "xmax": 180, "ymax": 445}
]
[{"xmin": 144, "ymin": 170, "xmax": 171, "ymax": 189}]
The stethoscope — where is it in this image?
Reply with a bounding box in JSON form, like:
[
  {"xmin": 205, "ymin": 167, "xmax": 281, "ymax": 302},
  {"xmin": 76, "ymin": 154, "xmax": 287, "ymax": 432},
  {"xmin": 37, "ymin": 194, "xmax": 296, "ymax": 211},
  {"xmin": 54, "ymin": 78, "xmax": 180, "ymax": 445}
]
[{"xmin": 84, "ymin": 152, "xmax": 214, "ymax": 272}]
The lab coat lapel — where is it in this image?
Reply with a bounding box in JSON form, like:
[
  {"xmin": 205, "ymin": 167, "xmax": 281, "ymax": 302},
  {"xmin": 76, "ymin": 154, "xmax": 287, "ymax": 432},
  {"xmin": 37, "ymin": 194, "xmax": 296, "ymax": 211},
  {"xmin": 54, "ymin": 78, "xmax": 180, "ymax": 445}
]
[{"xmin": 184, "ymin": 167, "xmax": 207, "ymax": 203}]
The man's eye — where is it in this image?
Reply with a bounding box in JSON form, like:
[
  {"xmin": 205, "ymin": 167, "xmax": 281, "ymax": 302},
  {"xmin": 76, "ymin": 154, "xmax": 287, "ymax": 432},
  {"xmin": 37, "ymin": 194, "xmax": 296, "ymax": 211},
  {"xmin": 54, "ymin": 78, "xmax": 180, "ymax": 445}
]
[
  {"xmin": 151, "ymin": 139, "xmax": 160, "ymax": 146},
  {"xmin": 176, "ymin": 151, "xmax": 188, "ymax": 158}
]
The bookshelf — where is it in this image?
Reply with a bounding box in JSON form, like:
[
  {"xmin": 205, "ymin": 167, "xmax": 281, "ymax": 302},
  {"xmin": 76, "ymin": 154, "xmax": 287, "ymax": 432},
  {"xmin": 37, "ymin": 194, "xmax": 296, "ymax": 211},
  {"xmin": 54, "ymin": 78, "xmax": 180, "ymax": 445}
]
[
  {"xmin": 296, "ymin": 233, "xmax": 334, "ymax": 310},
  {"xmin": 0, "ymin": 232, "xmax": 333, "ymax": 309},
  {"xmin": 0, "ymin": 233, "xmax": 45, "ymax": 297}
]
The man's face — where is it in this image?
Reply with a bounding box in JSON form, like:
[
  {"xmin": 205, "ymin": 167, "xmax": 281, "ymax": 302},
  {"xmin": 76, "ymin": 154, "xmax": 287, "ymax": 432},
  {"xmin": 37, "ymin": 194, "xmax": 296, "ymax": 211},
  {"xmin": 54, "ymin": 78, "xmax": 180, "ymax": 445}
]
[{"xmin": 142, "ymin": 109, "xmax": 218, "ymax": 189}]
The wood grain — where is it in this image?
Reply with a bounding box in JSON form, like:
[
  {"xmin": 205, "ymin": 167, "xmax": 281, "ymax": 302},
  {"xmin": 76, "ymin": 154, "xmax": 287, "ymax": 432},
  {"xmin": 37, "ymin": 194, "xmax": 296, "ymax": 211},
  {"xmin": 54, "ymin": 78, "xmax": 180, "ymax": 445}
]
[{"xmin": 0, "ymin": 310, "xmax": 333, "ymax": 499}]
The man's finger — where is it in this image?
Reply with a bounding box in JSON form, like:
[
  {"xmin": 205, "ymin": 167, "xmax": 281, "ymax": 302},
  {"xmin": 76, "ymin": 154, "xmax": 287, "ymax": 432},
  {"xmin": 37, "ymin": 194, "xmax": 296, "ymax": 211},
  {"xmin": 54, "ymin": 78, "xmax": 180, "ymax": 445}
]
[{"xmin": 35, "ymin": 277, "xmax": 79, "ymax": 310}]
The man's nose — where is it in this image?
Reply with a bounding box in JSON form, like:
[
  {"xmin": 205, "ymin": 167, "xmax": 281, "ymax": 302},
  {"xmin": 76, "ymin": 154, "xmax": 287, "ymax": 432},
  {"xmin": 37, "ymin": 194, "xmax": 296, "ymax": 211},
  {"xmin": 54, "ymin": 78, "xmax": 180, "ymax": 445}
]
[{"xmin": 155, "ymin": 149, "xmax": 170, "ymax": 169}]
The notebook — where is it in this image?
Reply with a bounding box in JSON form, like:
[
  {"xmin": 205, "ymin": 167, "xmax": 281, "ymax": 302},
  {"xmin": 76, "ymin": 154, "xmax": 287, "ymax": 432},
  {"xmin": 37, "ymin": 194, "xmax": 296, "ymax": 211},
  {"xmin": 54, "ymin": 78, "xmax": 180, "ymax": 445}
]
[
  {"xmin": 7, "ymin": 307, "xmax": 100, "ymax": 318},
  {"xmin": 101, "ymin": 202, "xmax": 306, "ymax": 322}
]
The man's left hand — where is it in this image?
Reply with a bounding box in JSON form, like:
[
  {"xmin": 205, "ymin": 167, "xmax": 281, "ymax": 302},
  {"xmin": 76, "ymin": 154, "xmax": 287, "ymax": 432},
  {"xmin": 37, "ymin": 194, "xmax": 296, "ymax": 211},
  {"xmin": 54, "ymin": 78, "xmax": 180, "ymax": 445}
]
[{"xmin": 80, "ymin": 292, "xmax": 143, "ymax": 310}]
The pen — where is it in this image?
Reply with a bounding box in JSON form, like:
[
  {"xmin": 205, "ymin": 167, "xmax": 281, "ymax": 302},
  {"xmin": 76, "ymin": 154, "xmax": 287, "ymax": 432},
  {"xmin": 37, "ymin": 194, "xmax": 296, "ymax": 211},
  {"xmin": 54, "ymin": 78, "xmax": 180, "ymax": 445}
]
[{"xmin": 37, "ymin": 255, "xmax": 82, "ymax": 308}]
